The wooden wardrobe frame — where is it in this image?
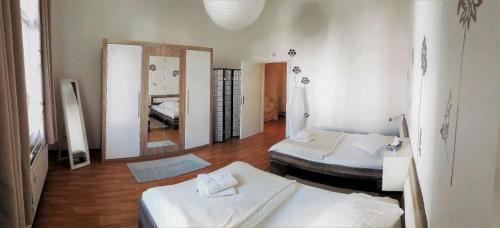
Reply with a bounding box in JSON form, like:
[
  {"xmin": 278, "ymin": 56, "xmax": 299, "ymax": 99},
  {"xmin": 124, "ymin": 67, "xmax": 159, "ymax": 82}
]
[{"xmin": 101, "ymin": 39, "xmax": 213, "ymax": 162}]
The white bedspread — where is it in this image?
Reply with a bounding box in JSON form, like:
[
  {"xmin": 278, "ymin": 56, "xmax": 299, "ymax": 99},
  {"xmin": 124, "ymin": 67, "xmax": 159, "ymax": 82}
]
[
  {"xmin": 269, "ymin": 129, "xmax": 345, "ymax": 160},
  {"xmin": 141, "ymin": 161, "xmax": 298, "ymax": 227},
  {"xmin": 151, "ymin": 105, "xmax": 178, "ymax": 118},
  {"xmin": 270, "ymin": 129, "xmax": 391, "ymax": 169},
  {"xmin": 257, "ymin": 185, "xmax": 401, "ymax": 228},
  {"xmin": 159, "ymin": 101, "xmax": 179, "ymax": 113}
]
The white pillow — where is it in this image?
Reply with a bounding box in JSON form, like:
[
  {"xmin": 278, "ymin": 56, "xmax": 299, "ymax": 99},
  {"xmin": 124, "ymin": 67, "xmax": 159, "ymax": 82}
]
[
  {"xmin": 351, "ymin": 133, "xmax": 388, "ymax": 155},
  {"xmin": 291, "ymin": 130, "xmax": 315, "ymax": 143},
  {"xmin": 308, "ymin": 193, "xmax": 404, "ymax": 228}
]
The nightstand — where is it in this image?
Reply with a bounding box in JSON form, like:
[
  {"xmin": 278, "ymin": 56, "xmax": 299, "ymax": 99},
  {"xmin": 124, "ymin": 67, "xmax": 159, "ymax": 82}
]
[{"xmin": 382, "ymin": 139, "xmax": 413, "ymax": 191}]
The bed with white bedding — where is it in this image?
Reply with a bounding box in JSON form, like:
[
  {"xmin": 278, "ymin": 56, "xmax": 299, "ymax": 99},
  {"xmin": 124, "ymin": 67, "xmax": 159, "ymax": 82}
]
[
  {"xmin": 149, "ymin": 95, "xmax": 179, "ymax": 129},
  {"xmin": 268, "ymin": 129, "xmax": 393, "ymax": 184},
  {"xmin": 138, "ymin": 161, "xmax": 414, "ymax": 228}
]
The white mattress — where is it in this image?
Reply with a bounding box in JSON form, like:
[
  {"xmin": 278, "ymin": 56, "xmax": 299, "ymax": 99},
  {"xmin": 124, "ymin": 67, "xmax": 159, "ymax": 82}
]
[
  {"xmin": 151, "ymin": 105, "xmax": 178, "ymax": 118},
  {"xmin": 142, "ymin": 176, "xmax": 401, "ymax": 228},
  {"xmin": 270, "ymin": 130, "xmax": 392, "ymax": 169}
]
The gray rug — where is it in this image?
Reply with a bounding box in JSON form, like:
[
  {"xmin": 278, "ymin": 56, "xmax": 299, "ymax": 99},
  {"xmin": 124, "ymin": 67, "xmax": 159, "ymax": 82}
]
[
  {"xmin": 127, "ymin": 154, "xmax": 210, "ymax": 183},
  {"xmin": 147, "ymin": 140, "xmax": 176, "ymax": 148}
]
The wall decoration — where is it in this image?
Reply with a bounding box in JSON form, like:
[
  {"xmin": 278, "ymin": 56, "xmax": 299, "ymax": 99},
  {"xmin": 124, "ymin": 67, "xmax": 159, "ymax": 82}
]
[
  {"xmin": 421, "ymin": 36, "xmax": 427, "ymax": 76},
  {"xmin": 440, "ymin": 91, "xmax": 453, "ymax": 162},
  {"xmin": 416, "ymin": 36, "xmax": 428, "ymax": 158},
  {"xmin": 301, "ymin": 77, "xmax": 310, "ymax": 85},
  {"xmin": 448, "ymin": 0, "xmax": 483, "ymax": 186},
  {"xmin": 149, "ymin": 64, "xmax": 157, "ymax": 71},
  {"xmin": 292, "ymin": 66, "xmax": 301, "ymax": 74},
  {"xmin": 172, "ymin": 70, "xmax": 179, "ymax": 77},
  {"xmin": 288, "ymin": 48, "xmax": 310, "ymax": 134},
  {"xmin": 457, "ymin": 0, "xmax": 483, "ymax": 30}
]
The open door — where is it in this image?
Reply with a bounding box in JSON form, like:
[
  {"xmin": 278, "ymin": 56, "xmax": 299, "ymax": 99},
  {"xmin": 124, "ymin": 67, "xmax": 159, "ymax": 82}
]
[{"xmin": 240, "ymin": 61, "xmax": 264, "ymax": 139}]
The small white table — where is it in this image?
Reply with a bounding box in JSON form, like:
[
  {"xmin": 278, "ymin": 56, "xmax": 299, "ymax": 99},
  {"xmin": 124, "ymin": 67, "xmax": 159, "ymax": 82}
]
[{"xmin": 382, "ymin": 139, "xmax": 413, "ymax": 191}]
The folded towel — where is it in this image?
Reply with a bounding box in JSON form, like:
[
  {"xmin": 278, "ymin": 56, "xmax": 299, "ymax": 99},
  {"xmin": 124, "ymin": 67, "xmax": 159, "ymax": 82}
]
[
  {"xmin": 196, "ymin": 171, "xmax": 238, "ymax": 196},
  {"xmin": 291, "ymin": 130, "xmax": 315, "ymax": 143},
  {"xmin": 206, "ymin": 187, "xmax": 236, "ymax": 198}
]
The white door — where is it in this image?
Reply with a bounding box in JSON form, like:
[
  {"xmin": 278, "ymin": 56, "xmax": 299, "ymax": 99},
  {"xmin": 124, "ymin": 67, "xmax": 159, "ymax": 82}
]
[
  {"xmin": 185, "ymin": 50, "xmax": 211, "ymax": 149},
  {"xmin": 240, "ymin": 61, "xmax": 264, "ymax": 139},
  {"xmin": 105, "ymin": 44, "xmax": 142, "ymax": 159}
]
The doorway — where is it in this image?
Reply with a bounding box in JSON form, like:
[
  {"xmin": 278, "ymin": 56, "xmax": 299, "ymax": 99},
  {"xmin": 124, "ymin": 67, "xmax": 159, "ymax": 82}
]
[
  {"xmin": 239, "ymin": 61, "xmax": 286, "ymax": 139},
  {"xmin": 263, "ymin": 62, "xmax": 287, "ymax": 124}
]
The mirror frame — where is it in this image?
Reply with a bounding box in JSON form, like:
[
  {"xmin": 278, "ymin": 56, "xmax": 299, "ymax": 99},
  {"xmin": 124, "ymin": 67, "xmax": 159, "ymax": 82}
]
[
  {"xmin": 60, "ymin": 79, "xmax": 91, "ymax": 169},
  {"xmin": 142, "ymin": 49, "xmax": 184, "ymax": 155}
]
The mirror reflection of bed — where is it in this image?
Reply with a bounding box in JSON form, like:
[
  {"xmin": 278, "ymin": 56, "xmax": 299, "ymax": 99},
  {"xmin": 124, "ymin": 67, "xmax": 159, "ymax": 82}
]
[{"xmin": 147, "ymin": 56, "xmax": 180, "ymax": 153}]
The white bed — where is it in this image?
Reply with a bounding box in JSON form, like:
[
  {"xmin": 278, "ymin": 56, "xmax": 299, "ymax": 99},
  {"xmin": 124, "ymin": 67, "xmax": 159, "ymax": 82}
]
[
  {"xmin": 269, "ymin": 129, "xmax": 392, "ymax": 170},
  {"xmin": 140, "ymin": 161, "xmax": 405, "ymax": 228},
  {"xmin": 151, "ymin": 100, "xmax": 179, "ymax": 119}
]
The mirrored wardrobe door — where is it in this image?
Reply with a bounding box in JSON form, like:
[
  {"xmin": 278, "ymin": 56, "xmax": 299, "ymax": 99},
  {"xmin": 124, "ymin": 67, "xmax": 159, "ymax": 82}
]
[{"xmin": 141, "ymin": 46, "xmax": 184, "ymax": 156}]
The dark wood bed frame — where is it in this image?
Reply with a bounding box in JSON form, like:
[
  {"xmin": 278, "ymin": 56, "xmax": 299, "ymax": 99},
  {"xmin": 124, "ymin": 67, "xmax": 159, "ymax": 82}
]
[
  {"xmin": 269, "ymin": 150, "xmax": 383, "ymax": 189},
  {"xmin": 148, "ymin": 94, "xmax": 179, "ymax": 130}
]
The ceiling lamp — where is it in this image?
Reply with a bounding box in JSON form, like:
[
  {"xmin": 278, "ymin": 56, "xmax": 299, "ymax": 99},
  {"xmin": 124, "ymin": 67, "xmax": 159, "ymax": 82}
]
[{"xmin": 203, "ymin": 0, "xmax": 266, "ymax": 31}]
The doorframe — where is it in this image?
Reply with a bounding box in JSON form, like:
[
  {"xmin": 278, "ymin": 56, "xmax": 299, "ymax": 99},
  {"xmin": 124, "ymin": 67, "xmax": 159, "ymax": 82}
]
[
  {"xmin": 262, "ymin": 62, "xmax": 288, "ymax": 128},
  {"xmin": 239, "ymin": 61, "xmax": 288, "ymax": 138}
]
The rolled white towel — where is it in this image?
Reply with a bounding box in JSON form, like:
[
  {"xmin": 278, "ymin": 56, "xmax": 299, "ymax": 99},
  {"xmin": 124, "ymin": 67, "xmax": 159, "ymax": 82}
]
[
  {"xmin": 196, "ymin": 171, "xmax": 238, "ymax": 196},
  {"xmin": 206, "ymin": 187, "xmax": 236, "ymax": 198},
  {"xmin": 291, "ymin": 130, "xmax": 315, "ymax": 143}
]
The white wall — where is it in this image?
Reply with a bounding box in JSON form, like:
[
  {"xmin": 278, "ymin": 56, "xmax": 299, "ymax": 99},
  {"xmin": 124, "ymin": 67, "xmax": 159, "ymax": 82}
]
[
  {"xmin": 407, "ymin": 1, "xmax": 500, "ymax": 227},
  {"xmin": 51, "ymin": 0, "xmax": 410, "ymax": 148}
]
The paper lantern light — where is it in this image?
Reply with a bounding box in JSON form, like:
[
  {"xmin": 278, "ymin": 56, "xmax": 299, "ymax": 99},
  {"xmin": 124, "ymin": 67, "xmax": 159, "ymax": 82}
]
[{"xmin": 203, "ymin": 0, "xmax": 266, "ymax": 31}]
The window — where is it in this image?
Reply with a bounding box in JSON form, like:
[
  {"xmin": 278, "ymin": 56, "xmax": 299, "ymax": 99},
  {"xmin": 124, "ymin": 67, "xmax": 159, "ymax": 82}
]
[{"xmin": 21, "ymin": 0, "xmax": 45, "ymax": 163}]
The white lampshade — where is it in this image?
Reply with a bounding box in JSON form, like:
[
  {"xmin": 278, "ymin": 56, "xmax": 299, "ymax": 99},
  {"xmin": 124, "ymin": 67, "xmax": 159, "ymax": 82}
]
[{"xmin": 203, "ymin": 0, "xmax": 266, "ymax": 31}]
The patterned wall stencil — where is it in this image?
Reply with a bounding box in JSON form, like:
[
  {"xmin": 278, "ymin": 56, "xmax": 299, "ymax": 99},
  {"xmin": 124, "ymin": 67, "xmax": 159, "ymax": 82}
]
[
  {"xmin": 449, "ymin": 0, "xmax": 483, "ymax": 186},
  {"xmin": 421, "ymin": 36, "xmax": 427, "ymax": 76}
]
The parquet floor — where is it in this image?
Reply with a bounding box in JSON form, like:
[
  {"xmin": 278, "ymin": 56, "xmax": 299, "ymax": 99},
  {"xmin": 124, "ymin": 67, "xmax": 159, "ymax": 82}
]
[
  {"xmin": 33, "ymin": 118, "xmax": 285, "ymax": 227},
  {"xmin": 147, "ymin": 127, "xmax": 179, "ymax": 144}
]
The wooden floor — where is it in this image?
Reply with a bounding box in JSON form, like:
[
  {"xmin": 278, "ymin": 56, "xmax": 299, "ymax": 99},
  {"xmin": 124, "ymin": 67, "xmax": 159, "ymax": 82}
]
[
  {"xmin": 33, "ymin": 118, "xmax": 286, "ymax": 227},
  {"xmin": 147, "ymin": 127, "xmax": 179, "ymax": 144}
]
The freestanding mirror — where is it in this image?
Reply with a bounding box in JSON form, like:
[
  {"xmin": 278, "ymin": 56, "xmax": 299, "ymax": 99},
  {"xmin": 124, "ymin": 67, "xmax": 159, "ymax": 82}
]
[{"xmin": 60, "ymin": 79, "xmax": 90, "ymax": 169}]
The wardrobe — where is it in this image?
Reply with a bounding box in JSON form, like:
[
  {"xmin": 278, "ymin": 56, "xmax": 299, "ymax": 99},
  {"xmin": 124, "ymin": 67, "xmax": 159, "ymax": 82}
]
[
  {"xmin": 213, "ymin": 68, "xmax": 241, "ymax": 142},
  {"xmin": 101, "ymin": 40, "xmax": 213, "ymax": 160}
]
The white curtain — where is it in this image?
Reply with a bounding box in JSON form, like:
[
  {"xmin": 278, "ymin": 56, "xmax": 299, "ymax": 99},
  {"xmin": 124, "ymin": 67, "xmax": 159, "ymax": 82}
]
[{"xmin": 289, "ymin": 86, "xmax": 306, "ymax": 137}]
